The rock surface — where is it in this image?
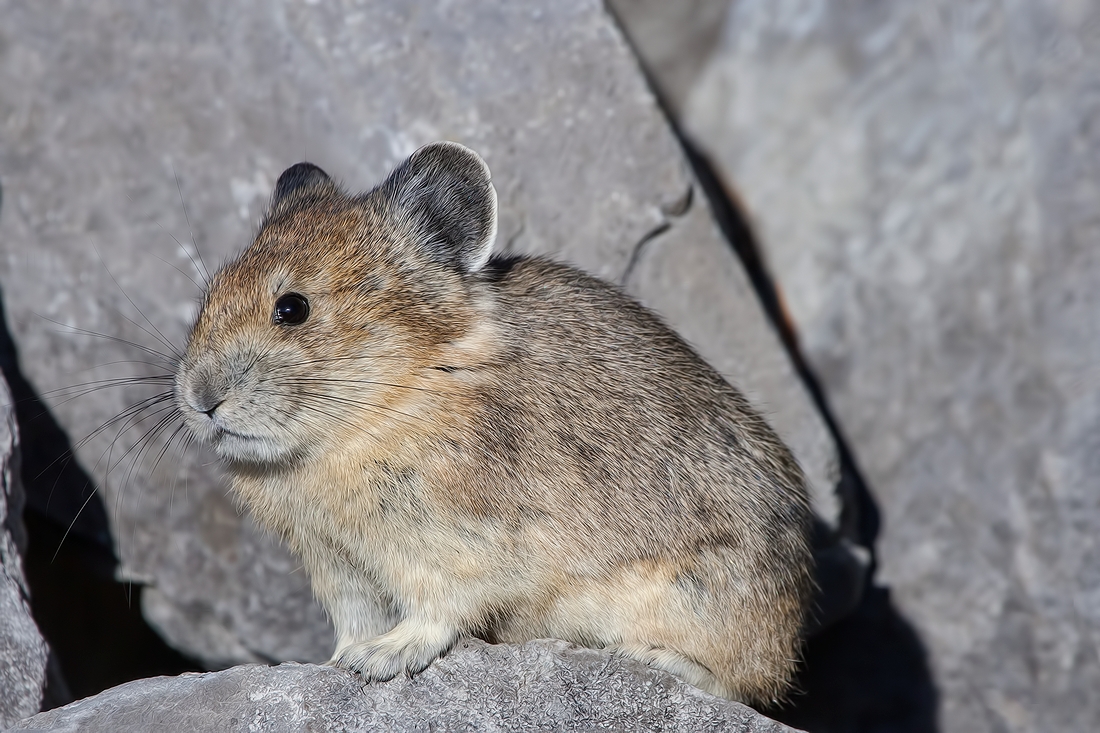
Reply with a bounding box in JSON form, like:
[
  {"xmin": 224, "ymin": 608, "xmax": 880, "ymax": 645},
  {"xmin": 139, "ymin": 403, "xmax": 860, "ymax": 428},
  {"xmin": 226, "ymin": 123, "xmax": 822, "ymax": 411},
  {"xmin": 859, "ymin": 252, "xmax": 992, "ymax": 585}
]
[
  {"xmin": 0, "ymin": 0, "xmax": 839, "ymax": 676},
  {"xmin": 677, "ymin": 1, "xmax": 1100, "ymax": 731},
  {"xmin": 0, "ymin": 373, "xmax": 48, "ymax": 725},
  {"xmin": 604, "ymin": 0, "xmax": 733, "ymax": 118},
  {"xmin": 15, "ymin": 639, "xmax": 800, "ymax": 733}
]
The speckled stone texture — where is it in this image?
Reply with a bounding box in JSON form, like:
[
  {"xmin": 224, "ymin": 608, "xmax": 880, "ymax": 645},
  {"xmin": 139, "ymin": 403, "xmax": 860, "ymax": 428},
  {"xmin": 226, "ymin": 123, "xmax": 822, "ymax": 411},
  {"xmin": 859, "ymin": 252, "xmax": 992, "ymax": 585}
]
[
  {"xmin": 679, "ymin": 1, "xmax": 1100, "ymax": 730},
  {"xmin": 0, "ymin": 374, "xmax": 48, "ymax": 726},
  {"xmin": 15, "ymin": 640, "xmax": 801, "ymax": 733},
  {"xmin": 0, "ymin": 0, "xmax": 841, "ymax": 674}
]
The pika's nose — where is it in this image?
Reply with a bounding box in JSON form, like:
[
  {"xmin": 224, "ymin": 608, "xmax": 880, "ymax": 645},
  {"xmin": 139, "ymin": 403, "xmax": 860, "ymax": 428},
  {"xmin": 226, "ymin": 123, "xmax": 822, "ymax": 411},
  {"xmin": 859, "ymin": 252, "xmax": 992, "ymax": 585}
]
[{"xmin": 186, "ymin": 383, "xmax": 226, "ymax": 418}]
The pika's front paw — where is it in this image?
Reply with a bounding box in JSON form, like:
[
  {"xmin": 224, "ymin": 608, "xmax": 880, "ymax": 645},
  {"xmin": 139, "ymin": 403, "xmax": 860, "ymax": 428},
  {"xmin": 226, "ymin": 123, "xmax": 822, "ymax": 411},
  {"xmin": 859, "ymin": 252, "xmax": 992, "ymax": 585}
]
[{"xmin": 330, "ymin": 618, "xmax": 458, "ymax": 682}]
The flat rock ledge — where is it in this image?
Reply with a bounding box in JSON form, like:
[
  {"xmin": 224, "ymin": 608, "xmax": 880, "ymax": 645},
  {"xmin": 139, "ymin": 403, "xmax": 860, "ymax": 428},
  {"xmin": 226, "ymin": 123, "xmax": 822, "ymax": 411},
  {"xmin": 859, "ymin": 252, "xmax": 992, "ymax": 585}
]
[{"xmin": 14, "ymin": 639, "xmax": 799, "ymax": 732}]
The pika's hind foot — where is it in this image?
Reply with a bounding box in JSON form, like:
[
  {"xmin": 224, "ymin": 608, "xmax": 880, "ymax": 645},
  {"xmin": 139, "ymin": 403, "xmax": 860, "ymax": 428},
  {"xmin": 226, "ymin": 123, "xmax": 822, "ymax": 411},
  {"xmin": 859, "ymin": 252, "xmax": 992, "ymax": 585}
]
[
  {"xmin": 330, "ymin": 617, "xmax": 459, "ymax": 682},
  {"xmin": 611, "ymin": 642, "xmax": 735, "ymax": 700}
]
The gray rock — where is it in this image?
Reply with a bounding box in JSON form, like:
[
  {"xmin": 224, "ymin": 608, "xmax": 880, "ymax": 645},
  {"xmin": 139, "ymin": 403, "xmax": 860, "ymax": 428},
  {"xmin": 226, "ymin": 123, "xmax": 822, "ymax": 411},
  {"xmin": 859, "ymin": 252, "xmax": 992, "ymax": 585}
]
[
  {"xmin": 0, "ymin": 374, "xmax": 48, "ymax": 725},
  {"xmin": 14, "ymin": 639, "xmax": 800, "ymax": 733},
  {"xmin": 0, "ymin": 0, "xmax": 838, "ymax": 674},
  {"xmin": 682, "ymin": 1, "xmax": 1100, "ymax": 730},
  {"xmin": 604, "ymin": 0, "xmax": 733, "ymax": 118}
]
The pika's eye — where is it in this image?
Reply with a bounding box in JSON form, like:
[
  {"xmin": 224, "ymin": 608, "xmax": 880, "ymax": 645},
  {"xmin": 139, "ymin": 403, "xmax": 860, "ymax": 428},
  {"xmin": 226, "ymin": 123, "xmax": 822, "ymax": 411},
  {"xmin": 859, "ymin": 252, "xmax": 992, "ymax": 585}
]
[{"xmin": 273, "ymin": 293, "xmax": 310, "ymax": 326}]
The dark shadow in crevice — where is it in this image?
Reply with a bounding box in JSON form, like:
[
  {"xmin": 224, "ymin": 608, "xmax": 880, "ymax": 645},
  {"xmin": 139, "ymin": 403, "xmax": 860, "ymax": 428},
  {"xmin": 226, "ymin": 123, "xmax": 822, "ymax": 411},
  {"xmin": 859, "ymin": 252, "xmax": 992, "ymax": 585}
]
[
  {"xmin": 0, "ymin": 277, "xmax": 201, "ymax": 707},
  {"xmin": 765, "ymin": 585, "xmax": 938, "ymax": 733},
  {"xmin": 603, "ymin": 7, "xmax": 939, "ymax": 730}
]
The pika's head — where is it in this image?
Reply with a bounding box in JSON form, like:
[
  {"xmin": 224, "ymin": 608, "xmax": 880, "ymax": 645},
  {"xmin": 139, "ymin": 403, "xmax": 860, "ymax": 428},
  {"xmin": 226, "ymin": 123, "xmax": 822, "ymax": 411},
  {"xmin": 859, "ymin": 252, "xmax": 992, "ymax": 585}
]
[{"xmin": 175, "ymin": 142, "xmax": 497, "ymax": 466}]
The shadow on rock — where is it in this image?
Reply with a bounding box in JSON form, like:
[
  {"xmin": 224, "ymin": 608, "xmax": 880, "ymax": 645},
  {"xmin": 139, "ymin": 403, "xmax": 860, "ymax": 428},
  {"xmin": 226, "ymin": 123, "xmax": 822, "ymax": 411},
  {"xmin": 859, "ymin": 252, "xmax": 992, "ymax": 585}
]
[
  {"xmin": 767, "ymin": 584, "xmax": 938, "ymax": 733},
  {"xmin": 0, "ymin": 221, "xmax": 201, "ymax": 706}
]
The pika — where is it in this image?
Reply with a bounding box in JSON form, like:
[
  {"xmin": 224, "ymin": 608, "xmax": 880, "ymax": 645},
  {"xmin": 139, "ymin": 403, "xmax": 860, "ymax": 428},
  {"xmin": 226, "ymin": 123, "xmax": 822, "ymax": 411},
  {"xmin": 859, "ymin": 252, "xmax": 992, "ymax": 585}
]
[{"xmin": 175, "ymin": 141, "xmax": 813, "ymax": 704}]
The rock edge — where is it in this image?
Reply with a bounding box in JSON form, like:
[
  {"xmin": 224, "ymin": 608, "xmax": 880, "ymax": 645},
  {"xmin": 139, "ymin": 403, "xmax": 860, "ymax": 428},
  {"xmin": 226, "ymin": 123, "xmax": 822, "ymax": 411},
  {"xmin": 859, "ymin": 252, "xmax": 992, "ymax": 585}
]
[{"xmin": 14, "ymin": 639, "xmax": 800, "ymax": 732}]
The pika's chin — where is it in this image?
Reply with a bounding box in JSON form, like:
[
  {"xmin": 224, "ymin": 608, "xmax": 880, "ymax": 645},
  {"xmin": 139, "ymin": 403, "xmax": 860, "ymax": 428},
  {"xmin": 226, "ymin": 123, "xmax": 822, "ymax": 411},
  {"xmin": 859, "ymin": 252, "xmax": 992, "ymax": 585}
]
[{"xmin": 210, "ymin": 429, "xmax": 294, "ymax": 465}]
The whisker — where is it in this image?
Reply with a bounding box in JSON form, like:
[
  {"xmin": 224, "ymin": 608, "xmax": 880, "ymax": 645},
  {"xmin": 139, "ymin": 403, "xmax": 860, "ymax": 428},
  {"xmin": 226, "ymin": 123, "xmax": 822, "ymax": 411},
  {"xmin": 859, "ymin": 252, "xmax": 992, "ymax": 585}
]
[
  {"xmin": 105, "ymin": 408, "xmax": 181, "ymax": 579},
  {"xmin": 148, "ymin": 421, "xmax": 187, "ymax": 481},
  {"xmin": 38, "ymin": 315, "xmax": 177, "ymax": 367},
  {"xmin": 116, "ymin": 413, "xmax": 181, "ymax": 536},
  {"xmin": 294, "ymin": 376, "xmax": 438, "ymax": 394},
  {"xmin": 39, "ymin": 384, "xmax": 170, "ymax": 421},
  {"xmin": 125, "ymin": 186, "xmax": 209, "ymax": 288},
  {"xmin": 174, "ymin": 166, "xmax": 212, "ymax": 284},
  {"xmin": 106, "ymin": 407, "xmax": 180, "ymax": 479},
  {"xmin": 91, "ymin": 242, "xmax": 184, "ymax": 361},
  {"xmin": 74, "ymin": 400, "xmax": 177, "ymax": 474},
  {"xmin": 293, "ymin": 354, "xmax": 419, "ymax": 367},
  {"xmin": 111, "ymin": 311, "xmax": 181, "ymax": 362},
  {"xmin": 65, "ymin": 358, "xmax": 177, "ymax": 374},
  {"xmin": 155, "ymin": 423, "xmax": 190, "ymax": 520},
  {"xmin": 43, "ymin": 375, "xmax": 174, "ymax": 401},
  {"xmin": 52, "ymin": 479, "xmax": 104, "ymax": 563},
  {"xmin": 175, "ymin": 430, "xmax": 200, "ymax": 515},
  {"xmin": 4, "ymin": 375, "xmax": 170, "ymax": 423},
  {"xmin": 294, "ymin": 389, "xmax": 433, "ymax": 426},
  {"xmin": 151, "ymin": 216, "xmax": 206, "ymax": 288},
  {"xmin": 53, "ymin": 399, "xmax": 170, "ymax": 562},
  {"xmin": 104, "ymin": 413, "xmax": 126, "ymax": 582},
  {"xmin": 35, "ymin": 392, "xmax": 176, "ymax": 482},
  {"xmin": 152, "ymin": 253, "xmax": 205, "ymax": 293},
  {"xmin": 251, "ymin": 388, "xmax": 365, "ymax": 436},
  {"xmin": 81, "ymin": 406, "xmax": 177, "ymax": 515},
  {"xmin": 284, "ymin": 399, "xmax": 362, "ymax": 436}
]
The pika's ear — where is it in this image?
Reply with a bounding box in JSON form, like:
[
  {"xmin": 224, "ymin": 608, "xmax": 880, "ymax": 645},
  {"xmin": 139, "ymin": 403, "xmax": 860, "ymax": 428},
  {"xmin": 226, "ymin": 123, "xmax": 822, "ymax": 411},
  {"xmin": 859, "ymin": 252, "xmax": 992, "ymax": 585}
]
[
  {"xmin": 381, "ymin": 141, "xmax": 498, "ymax": 273},
  {"xmin": 271, "ymin": 163, "xmax": 335, "ymax": 208}
]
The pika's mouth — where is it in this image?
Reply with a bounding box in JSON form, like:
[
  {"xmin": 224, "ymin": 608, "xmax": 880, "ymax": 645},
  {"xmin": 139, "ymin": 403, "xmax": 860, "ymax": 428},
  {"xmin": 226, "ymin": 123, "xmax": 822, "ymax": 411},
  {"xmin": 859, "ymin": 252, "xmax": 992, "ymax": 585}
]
[{"xmin": 213, "ymin": 426, "xmax": 263, "ymax": 442}]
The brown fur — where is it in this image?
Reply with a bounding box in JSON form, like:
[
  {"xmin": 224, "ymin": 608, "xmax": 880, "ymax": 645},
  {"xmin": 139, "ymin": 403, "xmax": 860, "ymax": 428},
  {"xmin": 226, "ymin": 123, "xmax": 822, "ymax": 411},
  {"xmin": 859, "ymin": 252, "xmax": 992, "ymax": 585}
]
[{"xmin": 175, "ymin": 142, "xmax": 814, "ymax": 704}]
